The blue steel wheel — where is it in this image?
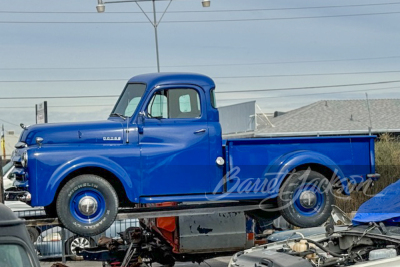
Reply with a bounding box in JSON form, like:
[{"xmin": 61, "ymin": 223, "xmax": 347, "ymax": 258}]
[
  {"xmin": 56, "ymin": 174, "xmax": 119, "ymax": 236},
  {"xmin": 277, "ymin": 170, "xmax": 334, "ymax": 228}
]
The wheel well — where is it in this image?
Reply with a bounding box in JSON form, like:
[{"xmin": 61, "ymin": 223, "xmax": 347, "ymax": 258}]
[
  {"xmin": 284, "ymin": 163, "xmax": 342, "ymax": 189},
  {"xmin": 50, "ymin": 167, "xmax": 130, "ymax": 208}
]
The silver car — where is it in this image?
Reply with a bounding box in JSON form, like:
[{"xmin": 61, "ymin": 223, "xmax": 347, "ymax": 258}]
[
  {"xmin": 230, "ymin": 214, "xmax": 400, "ymax": 267},
  {"xmin": 2, "ymin": 161, "xmax": 15, "ymax": 191},
  {"xmin": 35, "ymin": 219, "xmax": 138, "ymax": 260}
]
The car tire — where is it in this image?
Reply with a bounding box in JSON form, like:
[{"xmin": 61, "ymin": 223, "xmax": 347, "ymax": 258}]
[
  {"xmin": 27, "ymin": 227, "xmax": 40, "ymax": 243},
  {"xmin": 56, "ymin": 174, "xmax": 119, "ymax": 236},
  {"xmin": 277, "ymin": 170, "xmax": 334, "ymax": 228},
  {"xmin": 66, "ymin": 235, "xmax": 95, "ymax": 260}
]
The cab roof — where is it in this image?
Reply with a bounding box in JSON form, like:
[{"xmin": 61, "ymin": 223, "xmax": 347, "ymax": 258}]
[{"xmin": 128, "ymin": 72, "xmax": 215, "ymax": 91}]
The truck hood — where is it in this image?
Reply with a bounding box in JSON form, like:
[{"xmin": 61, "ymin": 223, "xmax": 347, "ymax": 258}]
[{"xmin": 19, "ymin": 120, "xmax": 125, "ymax": 146}]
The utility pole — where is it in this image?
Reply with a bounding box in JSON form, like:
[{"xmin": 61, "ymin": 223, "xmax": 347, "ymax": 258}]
[
  {"xmin": 0, "ymin": 124, "xmax": 4, "ymax": 203},
  {"xmin": 0, "ymin": 158, "xmax": 4, "ymax": 204}
]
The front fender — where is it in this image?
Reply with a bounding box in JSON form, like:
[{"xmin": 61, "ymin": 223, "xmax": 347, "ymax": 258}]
[
  {"xmin": 263, "ymin": 150, "xmax": 350, "ymax": 195},
  {"xmin": 42, "ymin": 156, "xmax": 138, "ymax": 206}
]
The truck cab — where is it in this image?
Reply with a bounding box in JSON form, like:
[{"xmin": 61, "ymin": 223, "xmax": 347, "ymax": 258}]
[{"xmin": 114, "ymin": 74, "xmax": 223, "ymax": 196}]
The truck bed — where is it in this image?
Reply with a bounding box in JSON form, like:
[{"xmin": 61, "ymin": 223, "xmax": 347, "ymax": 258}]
[{"xmin": 223, "ymin": 135, "xmax": 375, "ymax": 192}]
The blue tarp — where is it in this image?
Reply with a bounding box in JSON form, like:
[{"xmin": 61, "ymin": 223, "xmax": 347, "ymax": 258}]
[{"xmin": 352, "ymin": 179, "xmax": 400, "ymax": 225}]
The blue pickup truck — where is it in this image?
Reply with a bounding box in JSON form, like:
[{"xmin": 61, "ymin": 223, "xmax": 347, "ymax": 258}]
[{"xmin": 12, "ymin": 73, "xmax": 379, "ymax": 236}]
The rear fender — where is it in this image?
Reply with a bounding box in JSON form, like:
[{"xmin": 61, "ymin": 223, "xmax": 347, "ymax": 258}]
[
  {"xmin": 263, "ymin": 150, "xmax": 349, "ymax": 195},
  {"xmin": 43, "ymin": 156, "xmax": 137, "ymax": 206}
]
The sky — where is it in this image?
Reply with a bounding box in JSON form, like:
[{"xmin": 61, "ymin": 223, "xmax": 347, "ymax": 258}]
[{"xmin": 1, "ymin": 0, "xmax": 400, "ymax": 133}]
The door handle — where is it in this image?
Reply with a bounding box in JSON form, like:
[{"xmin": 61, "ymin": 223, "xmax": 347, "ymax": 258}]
[{"xmin": 194, "ymin": 129, "xmax": 206, "ymax": 134}]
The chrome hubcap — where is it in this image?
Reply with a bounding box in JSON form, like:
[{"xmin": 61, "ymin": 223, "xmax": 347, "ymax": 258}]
[
  {"xmin": 78, "ymin": 196, "xmax": 98, "ymax": 216},
  {"xmin": 299, "ymin": 191, "xmax": 317, "ymax": 208}
]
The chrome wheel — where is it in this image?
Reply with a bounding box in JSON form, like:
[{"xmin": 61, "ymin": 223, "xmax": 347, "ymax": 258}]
[{"xmin": 70, "ymin": 237, "xmax": 91, "ymax": 255}]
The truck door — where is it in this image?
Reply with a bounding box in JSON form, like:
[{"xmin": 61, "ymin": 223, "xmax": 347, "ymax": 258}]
[{"xmin": 138, "ymin": 86, "xmax": 212, "ymax": 196}]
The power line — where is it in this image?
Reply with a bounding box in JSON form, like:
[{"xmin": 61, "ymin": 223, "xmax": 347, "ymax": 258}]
[
  {"xmin": 2, "ymin": 70, "xmax": 400, "ymax": 83},
  {"xmin": 0, "ymin": 79, "xmax": 126, "ymax": 83},
  {"xmin": 1, "ymin": 80, "xmax": 400, "ymax": 100},
  {"xmin": 0, "ymin": 95, "xmax": 119, "ymax": 100},
  {"xmin": 0, "ymin": 104, "xmax": 114, "ymax": 109},
  {"xmin": 217, "ymin": 80, "xmax": 400, "ymax": 94},
  {"xmin": 2, "ymin": 2, "xmax": 400, "ymax": 14},
  {"xmin": 218, "ymin": 86, "xmax": 400, "ymax": 101},
  {"xmin": 1, "ymin": 86, "xmax": 399, "ymax": 109},
  {"xmin": 215, "ymin": 70, "xmax": 400, "ymax": 79},
  {"xmin": 2, "ymin": 10, "xmax": 400, "ymax": 24},
  {"xmin": 2, "ymin": 55, "xmax": 400, "ymax": 71},
  {"xmin": 0, "ymin": 118, "xmax": 20, "ymax": 127}
]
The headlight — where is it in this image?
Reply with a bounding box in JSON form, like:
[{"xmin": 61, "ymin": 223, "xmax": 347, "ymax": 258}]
[{"xmin": 21, "ymin": 151, "xmax": 28, "ymax": 168}]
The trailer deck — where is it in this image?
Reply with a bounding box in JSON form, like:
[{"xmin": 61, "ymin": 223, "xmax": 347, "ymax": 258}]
[{"xmin": 22, "ymin": 201, "xmax": 274, "ymax": 227}]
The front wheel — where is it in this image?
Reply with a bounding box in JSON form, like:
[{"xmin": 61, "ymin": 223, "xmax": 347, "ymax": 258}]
[
  {"xmin": 56, "ymin": 174, "xmax": 119, "ymax": 236},
  {"xmin": 277, "ymin": 170, "xmax": 334, "ymax": 228}
]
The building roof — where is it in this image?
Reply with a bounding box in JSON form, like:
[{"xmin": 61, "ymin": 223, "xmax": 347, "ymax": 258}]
[{"xmin": 256, "ymin": 99, "xmax": 400, "ymax": 137}]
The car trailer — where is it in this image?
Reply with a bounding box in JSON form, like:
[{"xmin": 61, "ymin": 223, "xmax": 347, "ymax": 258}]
[{"xmin": 21, "ymin": 201, "xmax": 277, "ymax": 266}]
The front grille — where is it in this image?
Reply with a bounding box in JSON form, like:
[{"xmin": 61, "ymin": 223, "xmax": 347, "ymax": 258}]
[{"xmin": 15, "ymin": 175, "xmax": 24, "ymax": 181}]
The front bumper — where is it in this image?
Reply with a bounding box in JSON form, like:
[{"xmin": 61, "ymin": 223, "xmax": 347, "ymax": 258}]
[{"xmin": 4, "ymin": 190, "xmax": 31, "ymax": 202}]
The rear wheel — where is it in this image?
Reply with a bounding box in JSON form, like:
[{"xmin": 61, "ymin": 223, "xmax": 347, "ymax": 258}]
[
  {"xmin": 277, "ymin": 170, "xmax": 334, "ymax": 228},
  {"xmin": 27, "ymin": 227, "xmax": 40, "ymax": 243},
  {"xmin": 56, "ymin": 174, "xmax": 119, "ymax": 236}
]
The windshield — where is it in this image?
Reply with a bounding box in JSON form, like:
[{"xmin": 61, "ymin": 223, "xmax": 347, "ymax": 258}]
[
  {"xmin": 0, "ymin": 244, "xmax": 33, "ymax": 267},
  {"xmin": 111, "ymin": 83, "xmax": 146, "ymax": 117}
]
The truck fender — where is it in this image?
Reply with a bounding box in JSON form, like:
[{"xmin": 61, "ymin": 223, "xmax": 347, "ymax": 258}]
[
  {"xmin": 263, "ymin": 150, "xmax": 350, "ymax": 195},
  {"xmin": 44, "ymin": 156, "xmax": 138, "ymax": 206}
]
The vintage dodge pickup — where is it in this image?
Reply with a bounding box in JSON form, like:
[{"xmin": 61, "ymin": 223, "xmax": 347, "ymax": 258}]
[{"xmin": 12, "ymin": 73, "xmax": 379, "ymax": 235}]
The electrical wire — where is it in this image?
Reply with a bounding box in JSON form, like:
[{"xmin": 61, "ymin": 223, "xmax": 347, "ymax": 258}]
[
  {"xmin": 2, "ymin": 10, "xmax": 400, "ymax": 23},
  {"xmin": 2, "ymin": 55, "xmax": 400, "ymax": 70},
  {"xmin": 217, "ymin": 86, "xmax": 400, "ymax": 101},
  {"xmin": 0, "ymin": 85, "xmax": 399, "ymax": 102},
  {"xmin": 217, "ymin": 80, "xmax": 400, "ymax": 94},
  {"xmin": 2, "ymin": 2, "xmax": 400, "ymax": 14}
]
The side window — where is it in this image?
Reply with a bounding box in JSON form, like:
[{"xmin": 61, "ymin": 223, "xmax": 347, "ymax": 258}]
[
  {"xmin": 148, "ymin": 91, "xmax": 168, "ymax": 119},
  {"xmin": 147, "ymin": 89, "xmax": 201, "ymax": 119}
]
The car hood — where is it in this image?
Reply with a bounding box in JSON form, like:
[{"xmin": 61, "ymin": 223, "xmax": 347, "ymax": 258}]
[{"xmin": 19, "ymin": 119, "xmax": 125, "ymax": 146}]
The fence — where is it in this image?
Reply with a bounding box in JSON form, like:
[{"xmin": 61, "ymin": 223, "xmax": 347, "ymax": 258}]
[{"xmin": 12, "ymin": 206, "xmax": 138, "ymax": 263}]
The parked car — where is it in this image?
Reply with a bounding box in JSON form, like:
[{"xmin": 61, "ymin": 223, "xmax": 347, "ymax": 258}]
[
  {"xmin": 5, "ymin": 201, "xmax": 45, "ymax": 243},
  {"xmin": 2, "ymin": 161, "xmax": 15, "ymax": 191},
  {"xmin": 35, "ymin": 219, "xmax": 138, "ymax": 259},
  {"xmin": 0, "ymin": 203, "xmax": 40, "ymax": 267},
  {"xmin": 229, "ymin": 182, "xmax": 400, "ymax": 267}
]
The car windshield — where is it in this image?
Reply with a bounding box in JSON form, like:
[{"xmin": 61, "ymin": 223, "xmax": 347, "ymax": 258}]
[
  {"xmin": 111, "ymin": 83, "xmax": 146, "ymax": 118},
  {"xmin": 0, "ymin": 244, "xmax": 33, "ymax": 267},
  {"xmin": 2, "ymin": 162, "xmax": 13, "ymax": 176}
]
